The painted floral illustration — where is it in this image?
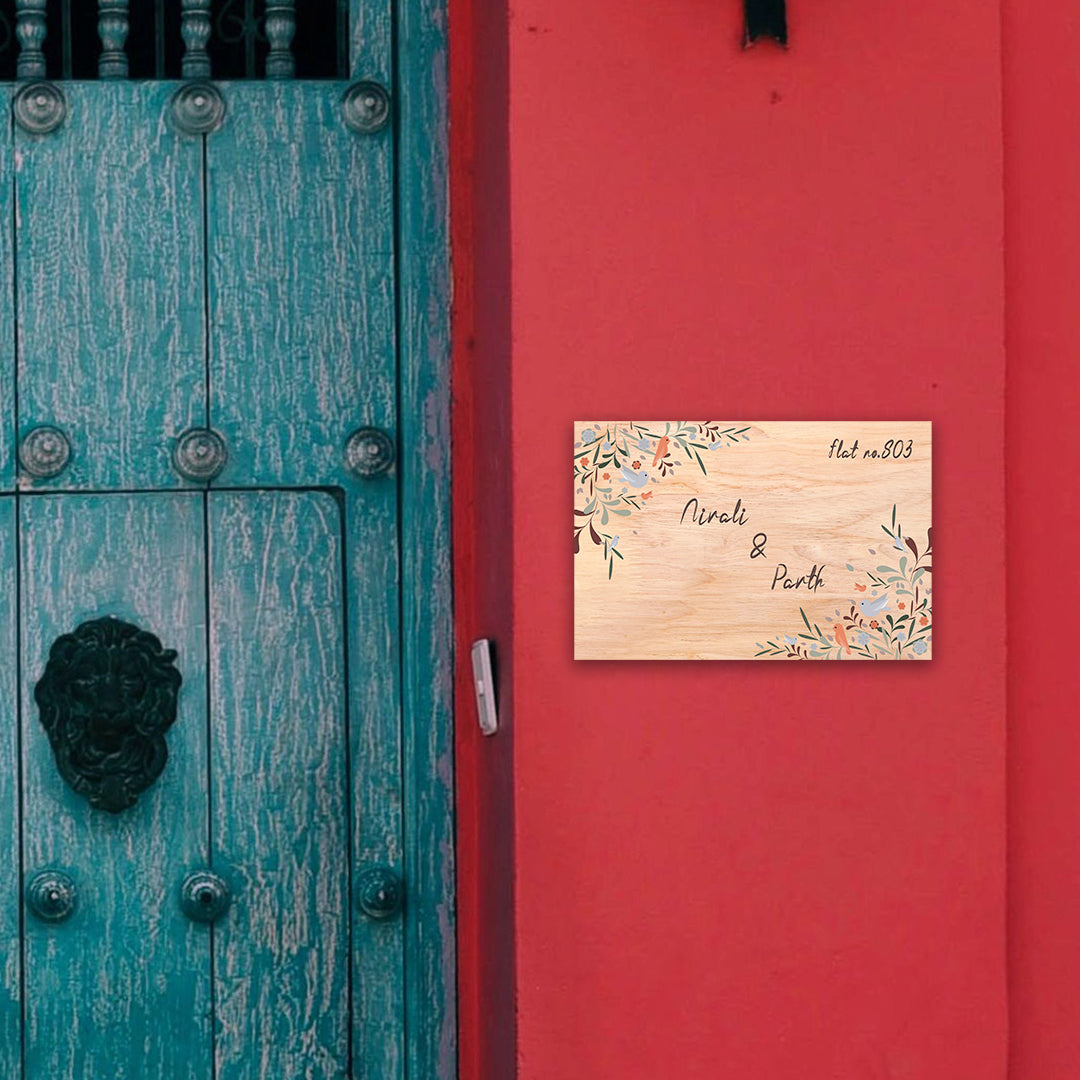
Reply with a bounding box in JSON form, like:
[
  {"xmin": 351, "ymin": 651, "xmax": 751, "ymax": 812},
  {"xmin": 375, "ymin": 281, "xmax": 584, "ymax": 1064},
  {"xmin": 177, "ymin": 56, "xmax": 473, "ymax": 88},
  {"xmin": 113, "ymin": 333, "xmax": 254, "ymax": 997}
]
[
  {"xmin": 574, "ymin": 421, "xmax": 754, "ymax": 578},
  {"xmin": 755, "ymin": 505, "xmax": 932, "ymax": 660}
]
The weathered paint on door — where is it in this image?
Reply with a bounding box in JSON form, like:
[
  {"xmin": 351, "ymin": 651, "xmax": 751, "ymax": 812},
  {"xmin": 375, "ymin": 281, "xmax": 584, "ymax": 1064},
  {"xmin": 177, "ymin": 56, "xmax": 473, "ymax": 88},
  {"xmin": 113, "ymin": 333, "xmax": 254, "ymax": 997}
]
[{"xmin": 0, "ymin": 3, "xmax": 454, "ymax": 1077}]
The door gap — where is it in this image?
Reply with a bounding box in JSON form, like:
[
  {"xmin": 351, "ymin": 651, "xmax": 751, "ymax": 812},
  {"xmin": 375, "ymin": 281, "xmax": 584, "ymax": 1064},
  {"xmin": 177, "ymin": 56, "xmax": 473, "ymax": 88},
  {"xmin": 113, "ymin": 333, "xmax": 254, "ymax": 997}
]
[
  {"xmin": 10, "ymin": 92, "xmax": 25, "ymax": 1080},
  {"xmin": 202, "ymin": 489, "xmax": 218, "ymax": 1079}
]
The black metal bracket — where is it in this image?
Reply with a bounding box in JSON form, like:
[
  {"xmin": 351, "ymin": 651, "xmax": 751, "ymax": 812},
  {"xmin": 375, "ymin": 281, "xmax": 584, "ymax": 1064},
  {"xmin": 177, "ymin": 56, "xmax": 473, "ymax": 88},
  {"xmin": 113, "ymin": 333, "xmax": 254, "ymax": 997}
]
[{"xmin": 745, "ymin": 0, "xmax": 788, "ymax": 47}]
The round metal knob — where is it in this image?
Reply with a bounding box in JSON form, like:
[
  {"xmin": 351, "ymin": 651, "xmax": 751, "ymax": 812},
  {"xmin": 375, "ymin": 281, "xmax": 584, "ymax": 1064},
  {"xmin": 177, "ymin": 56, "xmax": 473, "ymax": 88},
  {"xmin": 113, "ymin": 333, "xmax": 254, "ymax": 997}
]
[
  {"xmin": 173, "ymin": 427, "xmax": 227, "ymax": 481},
  {"xmin": 358, "ymin": 867, "xmax": 403, "ymax": 920},
  {"xmin": 19, "ymin": 425, "xmax": 71, "ymax": 479},
  {"xmin": 14, "ymin": 81, "xmax": 68, "ymax": 134},
  {"xmin": 342, "ymin": 81, "xmax": 391, "ymax": 134},
  {"xmin": 26, "ymin": 870, "xmax": 77, "ymax": 923},
  {"xmin": 170, "ymin": 82, "xmax": 226, "ymax": 135},
  {"xmin": 345, "ymin": 427, "xmax": 394, "ymax": 478},
  {"xmin": 180, "ymin": 871, "xmax": 231, "ymax": 924}
]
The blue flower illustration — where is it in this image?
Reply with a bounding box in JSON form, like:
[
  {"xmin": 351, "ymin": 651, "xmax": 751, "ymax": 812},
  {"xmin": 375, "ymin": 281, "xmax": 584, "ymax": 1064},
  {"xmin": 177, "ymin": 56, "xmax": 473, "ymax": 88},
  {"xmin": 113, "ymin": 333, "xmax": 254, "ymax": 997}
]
[
  {"xmin": 896, "ymin": 631, "xmax": 907, "ymax": 642},
  {"xmin": 912, "ymin": 640, "xmax": 927, "ymax": 655},
  {"xmin": 581, "ymin": 428, "xmax": 596, "ymax": 443},
  {"xmin": 857, "ymin": 632, "xmax": 869, "ymax": 645}
]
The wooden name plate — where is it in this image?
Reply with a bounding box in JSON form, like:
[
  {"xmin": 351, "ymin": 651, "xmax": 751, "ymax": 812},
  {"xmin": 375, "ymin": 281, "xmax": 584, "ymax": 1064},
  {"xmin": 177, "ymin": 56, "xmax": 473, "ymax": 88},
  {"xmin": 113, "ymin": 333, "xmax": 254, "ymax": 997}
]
[{"xmin": 573, "ymin": 421, "xmax": 932, "ymax": 660}]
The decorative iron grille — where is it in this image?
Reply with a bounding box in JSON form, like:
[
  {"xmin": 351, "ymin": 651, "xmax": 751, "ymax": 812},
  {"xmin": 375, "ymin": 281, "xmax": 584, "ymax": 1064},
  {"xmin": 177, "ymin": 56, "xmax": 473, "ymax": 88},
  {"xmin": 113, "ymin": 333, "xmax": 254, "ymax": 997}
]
[{"xmin": 0, "ymin": 0, "xmax": 348, "ymax": 80}]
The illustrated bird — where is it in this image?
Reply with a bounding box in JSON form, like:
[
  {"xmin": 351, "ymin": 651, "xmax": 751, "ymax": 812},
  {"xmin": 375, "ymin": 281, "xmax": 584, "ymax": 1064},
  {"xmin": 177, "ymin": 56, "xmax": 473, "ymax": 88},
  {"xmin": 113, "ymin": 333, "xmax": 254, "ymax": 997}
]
[
  {"xmin": 619, "ymin": 466, "xmax": 649, "ymax": 488},
  {"xmin": 833, "ymin": 623, "xmax": 852, "ymax": 655},
  {"xmin": 651, "ymin": 436, "xmax": 670, "ymax": 466},
  {"xmin": 859, "ymin": 595, "xmax": 890, "ymax": 618}
]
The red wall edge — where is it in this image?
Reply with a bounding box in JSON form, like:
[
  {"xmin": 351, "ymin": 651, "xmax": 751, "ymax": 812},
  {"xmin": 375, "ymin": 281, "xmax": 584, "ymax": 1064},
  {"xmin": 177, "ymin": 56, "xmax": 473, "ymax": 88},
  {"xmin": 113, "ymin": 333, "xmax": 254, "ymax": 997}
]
[
  {"xmin": 450, "ymin": 0, "xmax": 516, "ymax": 1076},
  {"xmin": 1003, "ymin": 2, "xmax": 1080, "ymax": 1075}
]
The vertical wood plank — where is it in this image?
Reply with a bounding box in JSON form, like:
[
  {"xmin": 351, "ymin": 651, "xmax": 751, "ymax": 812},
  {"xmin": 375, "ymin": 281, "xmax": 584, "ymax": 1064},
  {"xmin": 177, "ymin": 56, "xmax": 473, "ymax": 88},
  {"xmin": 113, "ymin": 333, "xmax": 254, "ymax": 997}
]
[
  {"xmin": 208, "ymin": 490, "xmax": 350, "ymax": 1078},
  {"xmin": 0, "ymin": 499, "xmax": 19, "ymax": 1075},
  {"xmin": 206, "ymin": 82, "xmax": 395, "ymax": 488},
  {"xmin": 349, "ymin": 0, "xmax": 391, "ymax": 82},
  {"xmin": 344, "ymin": 477, "xmax": 405, "ymax": 1080},
  {"xmin": 15, "ymin": 84, "xmax": 205, "ymax": 490},
  {"xmin": 395, "ymin": 0, "xmax": 457, "ymax": 1072},
  {"xmin": 20, "ymin": 493, "xmax": 211, "ymax": 1080},
  {"xmin": 0, "ymin": 88, "xmax": 13, "ymax": 491}
]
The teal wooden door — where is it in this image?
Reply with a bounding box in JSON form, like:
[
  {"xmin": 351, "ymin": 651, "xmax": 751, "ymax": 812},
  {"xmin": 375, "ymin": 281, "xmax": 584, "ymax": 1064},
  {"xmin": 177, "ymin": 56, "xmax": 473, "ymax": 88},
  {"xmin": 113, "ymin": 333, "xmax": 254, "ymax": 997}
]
[{"xmin": 0, "ymin": 4, "xmax": 454, "ymax": 1078}]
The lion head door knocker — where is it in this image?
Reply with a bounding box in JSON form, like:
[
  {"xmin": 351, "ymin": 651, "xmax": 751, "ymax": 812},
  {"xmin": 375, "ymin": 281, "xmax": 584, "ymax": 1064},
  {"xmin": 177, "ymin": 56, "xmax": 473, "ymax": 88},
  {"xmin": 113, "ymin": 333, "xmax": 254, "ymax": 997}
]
[{"xmin": 34, "ymin": 617, "xmax": 182, "ymax": 814}]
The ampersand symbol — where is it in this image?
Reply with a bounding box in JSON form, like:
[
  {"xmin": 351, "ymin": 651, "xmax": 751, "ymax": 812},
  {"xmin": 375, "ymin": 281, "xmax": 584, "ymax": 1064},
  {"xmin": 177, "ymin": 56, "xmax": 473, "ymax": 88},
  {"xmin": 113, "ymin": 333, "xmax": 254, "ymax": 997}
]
[{"xmin": 750, "ymin": 533, "xmax": 768, "ymax": 559}]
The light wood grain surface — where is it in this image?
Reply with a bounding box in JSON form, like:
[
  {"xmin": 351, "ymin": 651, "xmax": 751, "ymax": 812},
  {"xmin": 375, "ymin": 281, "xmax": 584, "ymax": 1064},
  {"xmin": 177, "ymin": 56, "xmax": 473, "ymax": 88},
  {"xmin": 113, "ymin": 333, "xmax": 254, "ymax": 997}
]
[{"xmin": 574, "ymin": 421, "xmax": 932, "ymax": 660}]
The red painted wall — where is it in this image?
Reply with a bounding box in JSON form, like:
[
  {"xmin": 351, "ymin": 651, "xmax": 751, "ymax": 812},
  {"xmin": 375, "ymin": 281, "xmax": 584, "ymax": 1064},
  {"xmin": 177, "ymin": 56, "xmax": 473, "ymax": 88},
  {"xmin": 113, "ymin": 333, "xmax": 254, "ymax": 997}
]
[{"xmin": 454, "ymin": 0, "xmax": 1009, "ymax": 1076}]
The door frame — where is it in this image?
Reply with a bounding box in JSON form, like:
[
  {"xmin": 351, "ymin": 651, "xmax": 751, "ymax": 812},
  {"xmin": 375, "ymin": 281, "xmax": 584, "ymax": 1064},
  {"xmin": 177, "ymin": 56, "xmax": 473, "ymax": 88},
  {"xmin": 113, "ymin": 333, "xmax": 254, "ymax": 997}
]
[{"xmin": 391, "ymin": 0, "xmax": 456, "ymax": 1075}]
